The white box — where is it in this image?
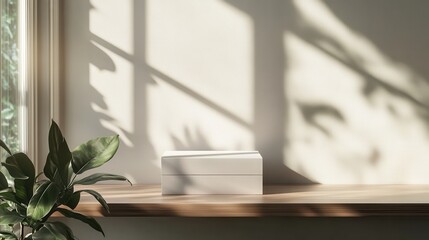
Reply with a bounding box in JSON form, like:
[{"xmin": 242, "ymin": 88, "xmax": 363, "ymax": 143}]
[{"xmin": 162, "ymin": 151, "xmax": 263, "ymax": 195}]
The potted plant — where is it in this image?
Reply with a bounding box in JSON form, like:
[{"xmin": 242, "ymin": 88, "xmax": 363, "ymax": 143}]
[{"xmin": 0, "ymin": 120, "xmax": 131, "ymax": 239}]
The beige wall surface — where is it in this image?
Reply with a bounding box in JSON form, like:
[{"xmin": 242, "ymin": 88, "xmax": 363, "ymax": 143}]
[
  {"xmin": 62, "ymin": 217, "xmax": 429, "ymax": 240},
  {"xmin": 62, "ymin": 0, "xmax": 429, "ymax": 185},
  {"xmin": 61, "ymin": 0, "xmax": 429, "ymax": 239}
]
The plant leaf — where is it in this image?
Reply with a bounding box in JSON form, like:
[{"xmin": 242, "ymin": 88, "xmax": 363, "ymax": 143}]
[
  {"xmin": 0, "ymin": 139, "xmax": 12, "ymax": 156},
  {"xmin": 5, "ymin": 153, "xmax": 35, "ymax": 204},
  {"xmin": 0, "ymin": 212, "xmax": 24, "ymax": 225},
  {"xmin": 43, "ymin": 153, "xmax": 60, "ymax": 184},
  {"xmin": 0, "ymin": 231, "xmax": 17, "ymax": 240},
  {"xmin": 58, "ymin": 187, "xmax": 73, "ymax": 205},
  {"xmin": 32, "ymin": 222, "xmax": 75, "ymax": 240},
  {"xmin": 0, "ymin": 192, "xmax": 20, "ymax": 205},
  {"xmin": 31, "ymin": 228, "xmax": 58, "ymax": 240},
  {"xmin": 76, "ymin": 189, "xmax": 109, "ymax": 213},
  {"xmin": 5, "ymin": 153, "xmax": 35, "ymax": 179},
  {"xmin": 27, "ymin": 181, "xmax": 60, "ymax": 221},
  {"xmin": 14, "ymin": 179, "xmax": 31, "ymax": 205},
  {"xmin": 45, "ymin": 121, "xmax": 73, "ymax": 187},
  {"xmin": 56, "ymin": 208, "xmax": 105, "ymax": 236},
  {"xmin": 64, "ymin": 192, "xmax": 80, "ymax": 210},
  {"xmin": 74, "ymin": 173, "xmax": 131, "ymax": 185},
  {"xmin": 1, "ymin": 163, "xmax": 28, "ymax": 179},
  {"xmin": 0, "ymin": 205, "xmax": 24, "ymax": 225},
  {"xmin": 0, "ymin": 172, "xmax": 8, "ymax": 190},
  {"xmin": 35, "ymin": 179, "xmax": 49, "ymax": 189},
  {"xmin": 49, "ymin": 121, "xmax": 64, "ymax": 154},
  {"xmin": 72, "ymin": 135, "xmax": 119, "ymax": 174}
]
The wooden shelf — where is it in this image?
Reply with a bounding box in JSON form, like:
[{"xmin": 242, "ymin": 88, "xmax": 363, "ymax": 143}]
[{"xmin": 60, "ymin": 185, "xmax": 429, "ymax": 217}]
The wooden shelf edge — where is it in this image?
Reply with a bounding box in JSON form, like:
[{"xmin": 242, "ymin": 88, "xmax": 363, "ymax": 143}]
[
  {"xmin": 63, "ymin": 203, "xmax": 429, "ymax": 217},
  {"xmin": 51, "ymin": 185, "xmax": 429, "ymax": 217}
]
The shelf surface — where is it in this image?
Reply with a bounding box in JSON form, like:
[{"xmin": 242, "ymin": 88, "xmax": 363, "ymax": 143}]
[{"xmin": 62, "ymin": 185, "xmax": 429, "ymax": 217}]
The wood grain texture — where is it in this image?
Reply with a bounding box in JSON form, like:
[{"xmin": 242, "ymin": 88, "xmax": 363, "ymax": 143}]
[{"xmin": 53, "ymin": 185, "xmax": 429, "ymax": 217}]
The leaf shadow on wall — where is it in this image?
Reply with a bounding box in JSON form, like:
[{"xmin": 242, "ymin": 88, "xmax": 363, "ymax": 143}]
[
  {"xmin": 65, "ymin": 0, "xmax": 429, "ymax": 184},
  {"xmin": 224, "ymin": 0, "xmax": 315, "ymax": 184},
  {"xmin": 62, "ymin": 0, "xmax": 158, "ymax": 183},
  {"xmin": 171, "ymin": 127, "xmax": 214, "ymax": 151},
  {"xmin": 289, "ymin": 0, "xmax": 429, "ymax": 183},
  {"xmin": 61, "ymin": 0, "xmax": 112, "ymax": 141},
  {"xmin": 321, "ymin": 0, "xmax": 429, "ymax": 122},
  {"xmin": 224, "ymin": 0, "xmax": 429, "ymax": 183}
]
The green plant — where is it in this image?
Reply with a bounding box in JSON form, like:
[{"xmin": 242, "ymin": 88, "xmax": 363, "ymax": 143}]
[
  {"xmin": 1, "ymin": 0, "xmax": 20, "ymax": 155},
  {"xmin": 0, "ymin": 120, "xmax": 131, "ymax": 239}
]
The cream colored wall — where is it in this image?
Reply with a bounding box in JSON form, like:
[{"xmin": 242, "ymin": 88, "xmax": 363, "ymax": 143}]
[
  {"xmin": 64, "ymin": 217, "xmax": 429, "ymax": 240},
  {"xmin": 285, "ymin": 1, "xmax": 429, "ymax": 183},
  {"xmin": 61, "ymin": 0, "xmax": 429, "ymax": 239},
  {"xmin": 62, "ymin": 0, "xmax": 429, "ymax": 186}
]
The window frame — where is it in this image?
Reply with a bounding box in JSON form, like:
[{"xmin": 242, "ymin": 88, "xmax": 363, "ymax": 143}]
[
  {"xmin": 0, "ymin": 0, "xmax": 38, "ymax": 163},
  {"xmin": 18, "ymin": 0, "xmax": 37, "ymax": 164},
  {"xmin": 34, "ymin": 0, "xmax": 60, "ymax": 172},
  {"xmin": 9, "ymin": 0, "xmax": 60, "ymax": 172}
]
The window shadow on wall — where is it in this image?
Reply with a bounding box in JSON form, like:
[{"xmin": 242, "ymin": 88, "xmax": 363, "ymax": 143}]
[
  {"xmin": 225, "ymin": 0, "xmax": 429, "ymax": 183},
  {"xmin": 63, "ymin": 0, "xmax": 429, "ymax": 184},
  {"xmin": 225, "ymin": 0, "xmax": 315, "ymax": 184},
  {"xmin": 289, "ymin": 0, "xmax": 429, "ymax": 183},
  {"xmin": 61, "ymin": 0, "xmax": 159, "ymax": 183},
  {"xmin": 62, "ymin": 0, "xmax": 314, "ymax": 184},
  {"xmin": 320, "ymin": 0, "xmax": 429, "ymax": 121}
]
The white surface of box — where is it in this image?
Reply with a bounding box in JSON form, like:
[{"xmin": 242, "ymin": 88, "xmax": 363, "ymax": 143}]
[{"xmin": 162, "ymin": 151, "xmax": 263, "ymax": 195}]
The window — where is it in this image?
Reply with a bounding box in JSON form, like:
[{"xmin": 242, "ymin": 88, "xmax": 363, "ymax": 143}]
[
  {"xmin": 1, "ymin": 0, "xmax": 19, "ymax": 154},
  {"xmin": 0, "ymin": 0, "xmax": 35, "ymax": 159}
]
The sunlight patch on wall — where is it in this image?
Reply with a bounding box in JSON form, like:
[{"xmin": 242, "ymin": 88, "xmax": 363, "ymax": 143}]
[
  {"xmin": 146, "ymin": 0, "xmax": 254, "ymax": 124},
  {"xmin": 293, "ymin": 0, "xmax": 429, "ymax": 105},
  {"xmin": 285, "ymin": 32, "xmax": 378, "ymax": 183},
  {"xmin": 89, "ymin": 1, "xmax": 135, "ymax": 147},
  {"xmin": 89, "ymin": 42, "xmax": 134, "ymax": 143},
  {"xmin": 90, "ymin": 0, "xmax": 134, "ymax": 55},
  {"xmin": 149, "ymin": 75, "xmax": 254, "ymax": 157},
  {"xmin": 285, "ymin": 0, "xmax": 429, "ymax": 183}
]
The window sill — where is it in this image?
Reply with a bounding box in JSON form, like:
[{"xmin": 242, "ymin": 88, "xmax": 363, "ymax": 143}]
[{"xmin": 55, "ymin": 185, "xmax": 429, "ymax": 217}]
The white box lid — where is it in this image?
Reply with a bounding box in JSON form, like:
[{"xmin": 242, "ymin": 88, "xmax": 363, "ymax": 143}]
[{"xmin": 162, "ymin": 151, "xmax": 262, "ymax": 175}]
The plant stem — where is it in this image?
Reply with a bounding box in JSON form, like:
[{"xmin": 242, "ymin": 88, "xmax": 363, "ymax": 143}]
[
  {"xmin": 20, "ymin": 223, "xmax": 24, "ymax": 240},
  {"xmin": 67, "ymin": 174, "xmax": 78, "ymax": 189},
  {"xmin": 41, "ymin": 203, "xmax": 60, "ymax": 223}
]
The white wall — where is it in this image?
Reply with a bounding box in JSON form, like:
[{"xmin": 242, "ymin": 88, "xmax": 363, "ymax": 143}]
[
  {"xmin": 62, "ymin": 0, "xmax": 291, "ymax": 184},
  {"xmin": 61, "ymin": 0, "xmax": 429, "ymax": 239},
  {"xmin": 63, "ymin": 217, "xmax": 429, "ymax": 240},
  {"xmin": 62, "ymin": 0, "xmax": 429, "ymax": 185},
  {"xmin": 285, "ymin": 0, "xmax": 429, "ymax": 184}
]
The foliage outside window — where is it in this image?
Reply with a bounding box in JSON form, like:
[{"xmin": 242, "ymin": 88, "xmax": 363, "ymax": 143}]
[{"xmin": 1, "ymin": 0, "xmax": 19, "ymax": 155}]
